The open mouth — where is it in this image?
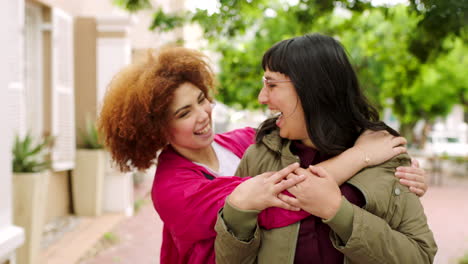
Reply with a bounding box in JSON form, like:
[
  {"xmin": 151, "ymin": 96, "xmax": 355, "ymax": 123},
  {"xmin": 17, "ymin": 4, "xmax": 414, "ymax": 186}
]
[
  {"xmin": 270, "ymin": 109, "xmax": 283, "ymax": 119},
  {"xmin": 269, "ymin": 109, "xmax": 284, "ymax": 127},
  {"xmin": 194, "ymin": 123, "xmax": 211, "ymax": 135}
]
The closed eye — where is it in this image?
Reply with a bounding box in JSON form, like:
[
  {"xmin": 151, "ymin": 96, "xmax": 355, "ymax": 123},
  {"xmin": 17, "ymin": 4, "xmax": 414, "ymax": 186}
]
[
  {"xmin": 174, "ymin": 91, "xmax": 206, "ymax": 119},
  {"xmin": 177, "ymin": 111, "xmax": 190, "ymax": 119}
]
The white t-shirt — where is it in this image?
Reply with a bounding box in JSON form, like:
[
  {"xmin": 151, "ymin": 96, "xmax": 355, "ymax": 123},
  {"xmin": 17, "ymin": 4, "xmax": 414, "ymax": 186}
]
[{"xmin": 194, "ymin": 141, "xmax": 241, "ymax": 177}]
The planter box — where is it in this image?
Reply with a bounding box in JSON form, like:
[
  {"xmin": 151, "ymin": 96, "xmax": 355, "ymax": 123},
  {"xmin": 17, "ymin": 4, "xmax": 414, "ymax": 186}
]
[
  {"xmin": 103, "ymin": 155, "xmax": 134, "ymax": 216},
  {"xmin": 103, "ymin": 172, "xmax": 134, "ymax": 216},
  {"xmin": 13, "ymin": 171, "xmax": 50, "ymax": 264},
  {"xmin": 72, "ymin": 149, "xmax": 105, "ymax": 216}
]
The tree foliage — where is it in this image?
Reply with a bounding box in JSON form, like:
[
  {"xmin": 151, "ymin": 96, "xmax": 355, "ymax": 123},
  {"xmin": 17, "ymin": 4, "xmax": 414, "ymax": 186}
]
[
  {"xmin": 408, "ymin": 0, "xmax": 468, "ymax": 62},
  {"xmin": 115, "ymin": 0, "xmax": 468, "ymax": 139},
  {"xmin": 113, "ymin": 0, "xmax": 151, "ymax": 13}
]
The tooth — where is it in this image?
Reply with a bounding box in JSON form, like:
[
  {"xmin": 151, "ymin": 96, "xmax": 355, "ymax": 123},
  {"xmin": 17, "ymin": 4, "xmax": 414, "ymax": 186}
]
[
  {"xmin": 195, "ymin": 124, "xmax": 210, "ymax": 135},
  {"xmin": 269, "ymin": 110, "xmax": 281, "ymax": 117}
]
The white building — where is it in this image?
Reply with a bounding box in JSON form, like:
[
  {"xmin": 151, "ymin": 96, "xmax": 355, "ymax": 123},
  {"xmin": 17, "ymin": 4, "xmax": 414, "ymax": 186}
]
[
  {"xmin": 0, "ymin": 2, "xmax": 26, "ymax": 263},
  {"xmin": 425, "ymin": 105, "xmax": 468, "ymax": 157},
  {"xmin": 0, "ymin": 0, "xmax": 189, "ymax": 263}
]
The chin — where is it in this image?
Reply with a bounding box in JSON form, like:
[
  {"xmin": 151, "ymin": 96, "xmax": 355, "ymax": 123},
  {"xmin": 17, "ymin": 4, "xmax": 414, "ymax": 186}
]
[{"xmin": 279, "ymin": 129, "xmax": 290, "ymax": 139}]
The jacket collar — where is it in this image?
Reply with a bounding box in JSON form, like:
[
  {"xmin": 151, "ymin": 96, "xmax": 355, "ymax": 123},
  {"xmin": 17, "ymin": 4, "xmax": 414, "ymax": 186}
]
[
  {"xmin": 261, "ymin": 128, "xmax": 299, "ymax": 165},
  {"xmin": 261, "ymin": 128, "xmax": 286, "ymax": 153}
]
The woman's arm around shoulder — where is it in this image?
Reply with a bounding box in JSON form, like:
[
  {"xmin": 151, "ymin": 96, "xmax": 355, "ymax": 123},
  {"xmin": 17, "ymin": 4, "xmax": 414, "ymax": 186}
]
[{"xmin": 326, "ymin": 154, "xmax": 437, "ymax": 263}]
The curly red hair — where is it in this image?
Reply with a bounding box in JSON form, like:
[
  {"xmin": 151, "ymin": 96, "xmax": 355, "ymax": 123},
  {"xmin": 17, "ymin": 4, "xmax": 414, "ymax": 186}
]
[{"xmin": 98, "ymin": 47, "xmax": 215, "ymax": 172}]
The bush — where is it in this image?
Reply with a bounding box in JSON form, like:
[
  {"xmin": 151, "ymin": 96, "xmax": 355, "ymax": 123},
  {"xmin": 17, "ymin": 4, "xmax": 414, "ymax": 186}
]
[{"xmin": 459, "ymin": 252, "xmax": 468, "ymax": 264}]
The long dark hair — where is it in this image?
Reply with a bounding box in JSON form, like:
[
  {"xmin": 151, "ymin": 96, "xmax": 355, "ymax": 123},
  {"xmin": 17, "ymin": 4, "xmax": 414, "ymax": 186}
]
[{"xmin": 257, "ymin": 33, "xmax": 399, "ymax": 155}]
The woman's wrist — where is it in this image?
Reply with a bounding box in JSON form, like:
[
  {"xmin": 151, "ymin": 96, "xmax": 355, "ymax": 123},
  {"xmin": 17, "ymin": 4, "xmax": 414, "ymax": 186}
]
[
  {"xmin": 317, "ymin": 147, "xmax": 367, "ymax": 185},
  {"xmin": 228, "ymin": 193, "xmax": 255, "ymax": 211},
  {"xmin": 321, "ymin": 195, "xmax": 343, "ymax": 220},
  {"xmin": 352, "ymin": 145, "xmax": 371, "ymax": 166},
  {"xmin": 347, "ymin": 146, "xmax": 370, "ymax": 169},
  {"xmin": 223, "ymin": 197, "xmax": 260, "ymax": 241}
]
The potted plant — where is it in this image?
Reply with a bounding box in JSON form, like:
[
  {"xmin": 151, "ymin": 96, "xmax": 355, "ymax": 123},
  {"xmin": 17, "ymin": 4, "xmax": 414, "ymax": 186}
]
[
  {"xmin": 12, "ymin": 133, "xmax": 53, "ymax": 264},
  {"xmin": 72, "ymin": 117, "xmax": 105, "ymax": 216}
]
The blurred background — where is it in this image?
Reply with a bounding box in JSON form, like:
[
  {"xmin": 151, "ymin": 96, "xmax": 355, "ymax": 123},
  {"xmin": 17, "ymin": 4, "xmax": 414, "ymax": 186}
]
[{"xmin": 0, "ymin": 0, "xmax": 466, "ymax": 263}]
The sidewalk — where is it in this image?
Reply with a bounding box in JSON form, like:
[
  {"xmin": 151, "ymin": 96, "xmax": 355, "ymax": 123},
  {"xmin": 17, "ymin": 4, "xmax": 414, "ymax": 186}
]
[
  {"xmin": 421, "ymin": 184, "xmax": 468, "ymax": 264},
  {"xmin": 77, "ymin": 177, "xmax": 162, "ymax": 264},
  {"xmin": 78, "ymin": 173, "xmax": 468, "ymax": 264}
]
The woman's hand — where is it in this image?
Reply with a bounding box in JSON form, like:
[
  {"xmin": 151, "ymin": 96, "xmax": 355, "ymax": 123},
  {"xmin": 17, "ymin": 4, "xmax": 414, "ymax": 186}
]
[
  {"xmin": 228, "ymin": 163, "xmax": 306, "ymax": 211},
  {"xmin": 279, "ymin": 166, "xmax": 342, "ymax": 220},
  {"xmin": 395, "ymin": 158, "xmax": 428, "ymax": 197},
  {"xmin": 353, "ymin": 130, "xmax": 407, "ymax": 166}
]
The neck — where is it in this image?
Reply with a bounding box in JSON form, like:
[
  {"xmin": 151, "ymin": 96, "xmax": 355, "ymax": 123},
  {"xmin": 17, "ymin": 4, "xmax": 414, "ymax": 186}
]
[
  {"xmin": 301, "ymin": 138, "xmax": 316, "ymax": 148},
  {"xmin": 173, "ymin": 144, "xmax": 219, "ymax": 172}
]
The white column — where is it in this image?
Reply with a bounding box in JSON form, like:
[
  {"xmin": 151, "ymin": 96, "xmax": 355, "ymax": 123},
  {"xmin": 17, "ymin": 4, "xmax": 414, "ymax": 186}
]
[
  {"xmin": 95, "ymin": 16, "xmax": 134, "ymax": 217},
  {"xmin": 96, "ymin": 16, "xmax": 132, "ymax": 109},
  {"xmin": 0, "ymin": 0, "xmax": 26, "ymax": 262}
]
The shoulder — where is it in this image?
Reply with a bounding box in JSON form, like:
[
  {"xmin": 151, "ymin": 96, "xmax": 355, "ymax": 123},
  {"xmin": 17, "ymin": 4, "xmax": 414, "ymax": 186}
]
[
  {"xmin": 215, "ymin": 127, "xmax": 256, "ymax": 157},
  {"xmin": 155, "ymin": 147, "xmax": 208, "ymax": 184},
  {"xmin": 350, "ymin": 153, "xmax": 411, "ymax": 187},
  {"xmin": 243, "ymin": 128, "xmax": 291, "ymax": 160},
  {"xmin": 216, "ymin": 127, "xmax": 255, "ymax": 142},
  {"xmin": 152, "ymin": 151, "xmax": 210, "ymax": 209},
  {"xmin": 349, "ymin": 154, "xmax": 411, "ymax": 212},
  {"xmin": 243, "ymin": 140, "xmax": 272, "ymax": 158},
  {"xmin": 236, "ymin": 133, "xmax": 287, "ymax": 176}
]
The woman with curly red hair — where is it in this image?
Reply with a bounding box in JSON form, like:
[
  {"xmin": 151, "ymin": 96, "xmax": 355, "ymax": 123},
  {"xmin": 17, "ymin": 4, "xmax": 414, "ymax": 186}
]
[{"xmin": 97, "ymin": 46, "xmax": 426, "ymax": 264}]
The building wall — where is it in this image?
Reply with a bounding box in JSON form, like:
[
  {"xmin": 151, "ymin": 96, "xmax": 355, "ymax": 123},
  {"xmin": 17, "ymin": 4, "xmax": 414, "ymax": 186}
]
[
  {"xmin": 31, "ymin": 0, "xmax": 82, "ymax": 16},
  {"xmin": 26, "ymin": 0, "xmax": 187, "ymax": 223},
  {"xmin": 35, "ymin": 0, "xmax": 185, "ymax": 50},
  {"xmin": 74, "ymin": 17, "xmax": 98, "ymax": 145},
  {"xmin": 0, "ymin": 0, "xmax": 26, "ymax": 262},
  {"xmin": 1, "ymin": 0, "xmax": 23, "ymax": 232}
]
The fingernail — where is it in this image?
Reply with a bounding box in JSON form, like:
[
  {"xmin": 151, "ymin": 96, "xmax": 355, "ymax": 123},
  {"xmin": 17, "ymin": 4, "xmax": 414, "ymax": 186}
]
[{"xmin": 395, "ymin": 172, "xmax": 402, "ymax": 177}]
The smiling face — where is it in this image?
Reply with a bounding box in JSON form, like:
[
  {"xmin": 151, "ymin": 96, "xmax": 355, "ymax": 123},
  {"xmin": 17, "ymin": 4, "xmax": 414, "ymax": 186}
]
[
  {"xmin": 259, "ymin": 70, "xmax": 314, "ymax": 147},
  {"xmin": 167, "ymin": 82, "xmax": 214, "ymax": 153}
]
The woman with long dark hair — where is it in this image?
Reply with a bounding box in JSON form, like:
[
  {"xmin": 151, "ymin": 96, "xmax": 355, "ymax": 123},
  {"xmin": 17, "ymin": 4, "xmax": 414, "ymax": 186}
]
[{"xmin": 215, "ymin": 33, "xmax": 437, "ymax": 263}]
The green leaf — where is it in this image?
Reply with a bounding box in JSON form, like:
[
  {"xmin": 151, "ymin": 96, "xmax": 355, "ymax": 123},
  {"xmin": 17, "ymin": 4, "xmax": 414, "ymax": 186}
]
[
  {"xmin": 79, "ymin": 116, "xmax": 104, "ymax": 149},
  {"xmin": 12, "ymin": 132, "xmax": 53, "ymax": 173},
  {"xmin": 113, "ymin": 0, "xmax": 468, "ymax": 137},
  {"xmin": 113, "ymin": 0, "xmax": 151, "ymax": 13}
]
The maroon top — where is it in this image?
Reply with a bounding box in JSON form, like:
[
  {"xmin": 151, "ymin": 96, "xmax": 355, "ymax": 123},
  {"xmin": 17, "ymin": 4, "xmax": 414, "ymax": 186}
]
[{"xmin": 290, "ymin": 141, "xmax": 365, "ymax": 264}]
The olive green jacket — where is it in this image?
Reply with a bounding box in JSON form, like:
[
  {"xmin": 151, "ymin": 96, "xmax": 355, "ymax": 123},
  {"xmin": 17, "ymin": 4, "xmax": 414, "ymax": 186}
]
[{"xmin": 215, "ymin": 129, "xmax": 437, "ymax": 264}]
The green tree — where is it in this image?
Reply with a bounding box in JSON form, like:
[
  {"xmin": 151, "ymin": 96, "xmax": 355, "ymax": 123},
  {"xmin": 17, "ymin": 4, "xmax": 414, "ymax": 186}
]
[
  {"xmin": 114, "ymin": 0, "xmax": 468, "ymax": 141},
  {"xmin": 340, "ymin": 6, "xmax": 467, "ymax": 142},
  {"xmin": 343, "ymin": 6, "xmax": 423, "ymax": 139},
  {"xmin": 408, "ymin": 0, "xmax": 468, "ymax": 63}
]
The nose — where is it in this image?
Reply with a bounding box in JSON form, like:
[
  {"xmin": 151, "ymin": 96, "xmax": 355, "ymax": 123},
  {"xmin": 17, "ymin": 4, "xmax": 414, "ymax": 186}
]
[
  {"xmin": 258, "ymin": 86, "xmax": 268, "ymax": 105},
  {"xmin": 196, "ymin": 102, "xmax": 211, "ymax": 122}
]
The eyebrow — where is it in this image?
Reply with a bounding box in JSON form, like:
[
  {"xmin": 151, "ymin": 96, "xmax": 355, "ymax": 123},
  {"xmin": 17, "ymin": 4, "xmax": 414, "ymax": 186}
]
[{"xmin": 173, "ymin": 91, "xmax": 204, "ymax": 116}]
